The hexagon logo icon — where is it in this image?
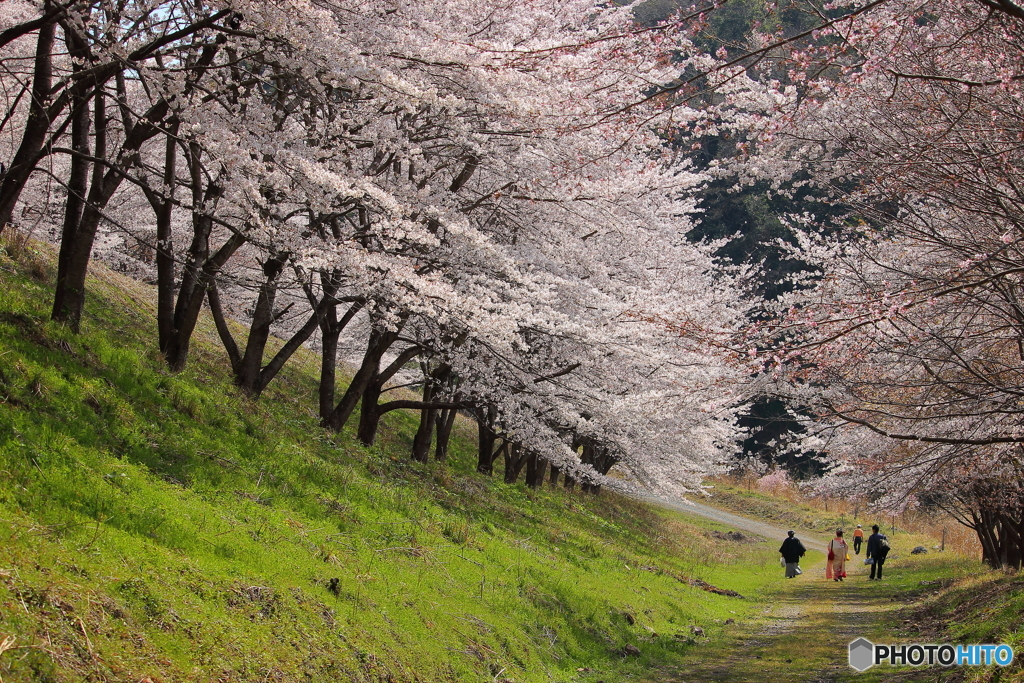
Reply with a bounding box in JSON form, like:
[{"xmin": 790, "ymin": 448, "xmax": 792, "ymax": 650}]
[{"xmin": 849, "ymin": 638, "xmax": 874, "ymax": 671}]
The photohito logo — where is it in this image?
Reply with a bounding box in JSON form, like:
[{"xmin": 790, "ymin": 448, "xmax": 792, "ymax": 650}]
[{"xmin": 849, "ymin": 638, "xmax": 1015, "ymax": 671}]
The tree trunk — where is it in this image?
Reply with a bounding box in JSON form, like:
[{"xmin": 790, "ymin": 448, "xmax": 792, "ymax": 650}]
[
  {"xmin": 526, "ymin": 455, "xmax": 547, "ymax": 489},
  {"xmin": 322, "ymin": 317, "xmax": 407, "ymax": 433},
  {"xmin": 356, "ymin": 374, "xmax": 383, "ymax": 446},
  {"xmin": 595, "ymin": 446, "xmax": 619, "ymax": 476},
  {"xmin": 434, "ymin": 405, "xmax": 458, "ymax": 462},
  {"xmin": 171, "ymin": 142, "xmax": 215, "ymax": 347},
  {"xmin": 548, "ymin": 464, "xmax": 560, "ymax": 486},
  {"xmin": 162, "ymin": 145, "xmax": 228, "ymax": 371},
  {"xmin": 165, "ymin": 232, "xmax": 245, "ymax": 371},
  {"xmin": 578, "ymin": 442, "xmax": 595, "ymax": 493},
  {"xmin": 968, "ymin": 485, "xmax": 1024, "ymax": 570},
  {"xmin": 317, "ymin": 296, "xmax": 362, "ymax": 420},
  {"xmin": 476, "ymin": 405, "xmax": 498, "ymax": 475},
  {"xmin": 319, "ymin": 308, "xmax": 340, "ymax": 417},
  {"xmin": 234, "ymin": 251, "xmax": 289, "ymax": 395},
  {"xmin": 51, "ymin": 22, "xmax": 230, "ymax": 333},
  {"xmin": 136, "ymin": 121, "xmax": 179, "ymax": 351},
  {"xmin": 207, "ymin": 278, "xmax": 241, "ymax": 368},
  {"xmin": 323, "ymin": 327, "xmax": 391, "ymax": 433},
  {"xmin": 0, "ymin": 19, "xmax": 55, "ymax": 233},
  {"xmin": 412, "ymin": 364, "xmax": 450, "ymax": 462},
  {"xmin": 357, "ymin": 344, "xmax": 421, "ymax": 446},
  {"xmin": 504, "ymin": 443, "xmax": 529, "ymax": 484},
  {"xmin": 51, "ymin": 97, "xmax": 173, "ymax": 331},
  {"xmin": 587, "ymin": 445, "xmax": 618, "ymax": 496},
  {"xmin": 411, "ymin": 380, "xmax": 436, "ymax": 462},
  {"xmin": 53, "ymin": 59, "xmax": 91, "ymax": 309},
  {"xmin": 154, "ymin": 127, "xmax": 178, "ymax": 350},
  {"xmin": 247, "ymin": 297, "xmax": 336, "ymax": 398}
]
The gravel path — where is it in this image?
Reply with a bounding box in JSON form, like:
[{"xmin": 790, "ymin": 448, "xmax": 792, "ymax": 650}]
[{"xmin": 636, "ymin": 494, "xmax": 829, "ymax": 553}]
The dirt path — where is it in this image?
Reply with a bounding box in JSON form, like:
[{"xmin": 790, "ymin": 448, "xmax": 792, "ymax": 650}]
[
  {"xmin": 635, "ymin": 494, "xmax": 931, "ymax": 683},
  {"xmin": 639, "ymin": 494, "xmax": 829, "ymax": 553},
  {"xmin": 652, "ymin": 571, "xmax": 899, "ymax": 683}
]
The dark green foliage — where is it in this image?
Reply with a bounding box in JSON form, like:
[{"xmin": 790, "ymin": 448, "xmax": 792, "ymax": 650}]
[
  {"xmin": 697, "ymin": 0, "xmax": 774, "ymax": 55},
  {"xmin": 736, "ymin": 396, "xmax": 829, "ymax": 478},
  {"xmin": 694, "ymin": 180, "xmax": 810, "ymax": 300},
  {"xmin": 633, "ymin": 0, "xmax": 682, "ymax": 26}
]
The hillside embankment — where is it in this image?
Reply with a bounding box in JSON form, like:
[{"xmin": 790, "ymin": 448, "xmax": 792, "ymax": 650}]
[
  {"xmin": 0, "ymin": 239, "xmax": 787, "ymax": 681},
  {"xmin": 640, "ymin": 493, "xmax": 828, "ymax": 553},
  {"xmin": 1, "ymin": 239, "xmax": 1021, "ymax": 683}
]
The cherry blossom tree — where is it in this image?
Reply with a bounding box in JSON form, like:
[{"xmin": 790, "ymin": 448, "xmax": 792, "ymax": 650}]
[
  {"xmin": 730, "ymin": 0, "xmax": 1024, "ymax": 566},
  {"xmin": 1, "ymin": 0, "xmax": 763, "ymax": 494}
]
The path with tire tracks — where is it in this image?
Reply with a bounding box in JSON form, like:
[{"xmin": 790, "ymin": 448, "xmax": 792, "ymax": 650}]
[{"xmin": 638, "ymin": 495, "xmax": 937, "ymax": 683}]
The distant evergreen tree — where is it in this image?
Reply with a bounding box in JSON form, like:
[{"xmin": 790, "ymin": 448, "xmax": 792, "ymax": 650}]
[{"xmin": 634, "ymin": 0, "xmax": 843, "ymax": 476}]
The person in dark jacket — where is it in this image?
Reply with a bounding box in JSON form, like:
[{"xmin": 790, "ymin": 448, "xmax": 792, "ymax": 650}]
[
  {"xmin": 866, "ymin": 524, "xmax": 889, "ymax": 580},
  {"xmin": 779, "ymin": 530, "xmax": 806, "ymax": 578}
]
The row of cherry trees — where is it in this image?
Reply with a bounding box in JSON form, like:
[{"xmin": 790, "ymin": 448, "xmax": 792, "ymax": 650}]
[
  {"xmin": 10, "ymin": 0, "xmax": 1021, "ymax": 553},
  {"xmin": 0, "ymin": 0, "xmax": 768, "ymax": 493}
]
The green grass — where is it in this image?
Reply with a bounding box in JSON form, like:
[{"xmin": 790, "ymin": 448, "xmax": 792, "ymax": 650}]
[
  {"xmin": 0, "ymin": 240, "xmax": 786, "ymax": 682},
  {"xmin": 871, "ymin": 560, "xmax": 1024, "ymax": 683},
  {"xmin": 635, "ymin": 545, "xmax": 990, "ymax": 683}
]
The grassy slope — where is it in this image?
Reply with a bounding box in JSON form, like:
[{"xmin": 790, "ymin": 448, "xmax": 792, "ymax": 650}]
[
  {"xmin": 0, "ymin": 241, "xmax": 784, "ymax": 683},
  {"xmin": 886, "ymin": 568, "xmax": 1024, "ymax": 683}
]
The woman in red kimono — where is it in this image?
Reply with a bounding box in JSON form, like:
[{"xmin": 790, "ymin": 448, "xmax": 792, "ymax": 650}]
[{"xmin": 826, "ymin": 528, "xmax": 849, "ymax": 581}]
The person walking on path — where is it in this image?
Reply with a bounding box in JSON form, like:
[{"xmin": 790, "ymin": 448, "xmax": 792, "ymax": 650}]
[
  {"xmin": 826, "ymin": 528, "xmax": 849, "ymax": 581},
  {"xmin": 866, "ymin": 524, "xmax": 890, "ymax": 580},
  {"xmin": 853, "ymin": 525, "xmax": 864, "ymax": 555},
  {"xmin": 779, "ymin": 530, "xmax": 806, "ymax": 578}
]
